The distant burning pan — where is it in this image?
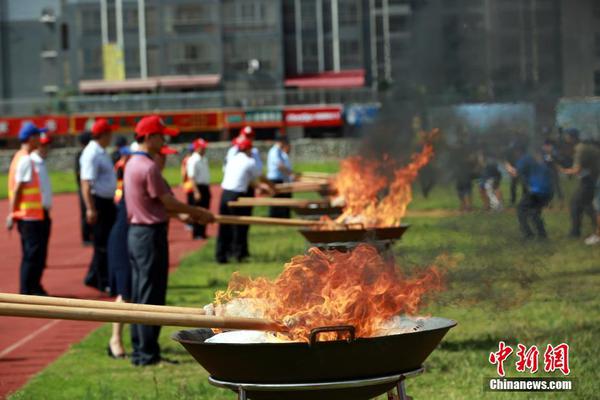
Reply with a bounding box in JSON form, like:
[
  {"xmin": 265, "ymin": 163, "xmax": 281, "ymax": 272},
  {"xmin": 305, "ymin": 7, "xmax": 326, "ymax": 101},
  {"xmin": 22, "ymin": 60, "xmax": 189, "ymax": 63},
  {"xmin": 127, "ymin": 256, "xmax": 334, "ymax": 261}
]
[
  {"xmin": 172, "ymin": 317, "xmax": 456, "ymax": 400},
  {"xmin": 293, "ymin": 205, "xmax": 344, "ymax": 218},
  {"xmin": 298, "ymin": 224, "xmax": 410, "ymax": 245}
]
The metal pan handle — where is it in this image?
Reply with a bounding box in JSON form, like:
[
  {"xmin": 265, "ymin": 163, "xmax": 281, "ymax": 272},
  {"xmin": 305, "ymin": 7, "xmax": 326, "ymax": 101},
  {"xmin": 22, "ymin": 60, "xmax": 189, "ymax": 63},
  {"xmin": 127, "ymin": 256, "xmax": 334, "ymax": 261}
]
[{"xmin": 309, "ymin": 325, "xmax": 356, "ymax": 346}]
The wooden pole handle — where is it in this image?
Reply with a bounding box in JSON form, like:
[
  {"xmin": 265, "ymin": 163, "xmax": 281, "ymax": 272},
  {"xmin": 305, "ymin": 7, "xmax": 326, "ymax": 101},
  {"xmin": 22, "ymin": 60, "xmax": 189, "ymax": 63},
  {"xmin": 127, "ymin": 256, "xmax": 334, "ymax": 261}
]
[
  {"xmin": 0, "ymin": 302, "xmax": 286, "ymax": 332},
  {"xmin": 0, "ymin": 293, "xmax": 205, "ymax": 315},
  {"xmin": 214, "ymin": 215, "xmax": 322, "ymax": 227}
]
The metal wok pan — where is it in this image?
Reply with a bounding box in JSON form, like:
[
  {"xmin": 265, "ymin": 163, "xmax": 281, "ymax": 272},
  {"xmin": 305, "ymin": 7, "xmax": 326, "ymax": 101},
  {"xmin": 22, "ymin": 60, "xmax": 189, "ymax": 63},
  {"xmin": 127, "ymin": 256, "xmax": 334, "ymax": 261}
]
[
  {"xmin": 172, "ymin": 317, "xmax": 455, "ymax": 400},
  {"xmin": 298, "ymin": 224, "xmax": 410, "ymax": 244}
]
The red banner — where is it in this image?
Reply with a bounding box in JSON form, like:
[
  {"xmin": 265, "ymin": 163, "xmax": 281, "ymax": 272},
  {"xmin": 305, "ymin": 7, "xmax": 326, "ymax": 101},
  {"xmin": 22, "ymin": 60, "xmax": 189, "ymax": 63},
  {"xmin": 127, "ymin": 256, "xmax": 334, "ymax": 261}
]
[
  {"xmin": 284, "ymin": 106, "xmax": 343, "ymax": 127},
  {"xmin": 70, "ymin": 111, "xmax": 224, "ymax": 134},
  {"xmin": 0, "ymin": 116, "xmax": 70, "ymax": 138}
]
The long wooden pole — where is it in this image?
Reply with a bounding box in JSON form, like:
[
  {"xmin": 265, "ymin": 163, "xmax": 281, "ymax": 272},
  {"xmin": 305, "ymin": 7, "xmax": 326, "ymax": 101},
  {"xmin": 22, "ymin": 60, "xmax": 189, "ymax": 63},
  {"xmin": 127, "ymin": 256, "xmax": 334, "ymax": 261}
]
[
  {"xmin": 0, "ymin": 302, "xmax": 286, "ymax": 332},
  {"xmin": 228, "ymin": 198, "xmax": 329, "ymax": 208},
  {"xmin": 274, "ymin": 182, "xmax": 330, "ymax": 193},
  {"xmin": 0, "ymin": 293, "xmax": 205, "ymax": 315},
  {"xmin": 215, "ymin": 215, "xmax": 322, "ymax": 227}
]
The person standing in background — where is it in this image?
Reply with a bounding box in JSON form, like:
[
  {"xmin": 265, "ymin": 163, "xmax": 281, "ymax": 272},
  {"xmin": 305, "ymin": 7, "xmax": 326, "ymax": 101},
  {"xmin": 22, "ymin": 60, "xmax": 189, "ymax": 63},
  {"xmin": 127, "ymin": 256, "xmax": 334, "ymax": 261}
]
[
  {"xmin": 559, "ymin": 130, "xmax": 599, "ymax": 239},
  {"xmin": 106, "ymin": 145, "xmax": 132, "ymax": 359},
  {"xmin": 125, "ymin": 116, "xmax": 214, "ymax": 366},
  {"xmin": 30, "ymin": 133, "xmax": 54, "ymax": 286},
  {"xmin": 75, "ymin": 131, "xmax": 93, "ymax": 245},
  {"xmin": 6, "ymin": 123, "xmax": 48, "ymax": 295},
  {"xmin": 186, "ymin": 139, "xmax": 211, "ymax": 239},
  {"xmin": 506, "ymin": 148, "xmax": 554, "ymax": 240},
  {"xmin": 217, "ymin": 136, "xmax": 268, "ymax": 263},
  {"xmin": 267, "ymin": 135, "xmax": 294, "ymax": 218},
  {"xmin": 111, "ymin": 136, "xmax": 129, "ymax": 165},
  {"xmin": 80, "ymin": 119, "xmax": 117, "ymax": 292}
]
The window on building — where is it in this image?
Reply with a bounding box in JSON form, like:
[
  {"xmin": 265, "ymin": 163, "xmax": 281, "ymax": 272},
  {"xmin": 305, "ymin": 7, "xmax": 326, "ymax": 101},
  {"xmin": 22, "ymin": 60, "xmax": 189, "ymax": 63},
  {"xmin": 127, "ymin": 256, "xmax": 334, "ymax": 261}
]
[
  {"xmin": 594, "ymin": 2, "xmax": 600, "ymax": 19},
  {"xmin": 339, "ymin": 0, "xmax": 359, "ymax": 26},
  {"xmin": 167, "ymin": 3, "xmax": 218, "ymax": 34},
  {"xmin": 80, "ymin": 9, "xmax": 101, "ymax": 35},
  {"xmin": 595, "ymin": 33, "xmax": 600, "ymax": 58},
  {"xmin": 389, "ymin": 15, "xmax": 408, "ymax": 33},
  {"xmin": 594, "ymin": 71, "xmax": 600, "ymax": 96},
  {"xmin": 169, "ymin": 41, "xmax": 219, "ymax": 74},
  {"xmin": 223, "ymin": 0, "xmax": 274, "ymax": 31}
]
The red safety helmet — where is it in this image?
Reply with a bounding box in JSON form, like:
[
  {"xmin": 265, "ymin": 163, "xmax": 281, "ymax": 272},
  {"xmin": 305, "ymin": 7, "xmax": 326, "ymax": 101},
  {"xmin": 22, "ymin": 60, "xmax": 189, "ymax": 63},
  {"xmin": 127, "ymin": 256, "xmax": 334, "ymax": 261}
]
[
  {"xmin": 40, "ymin": 133, "xmax": 52, "ymax": 145},
  {"xmin": 91, "ymin": 118, "xmax": 112, "ymax": 137},
  {"xmin": 236, "ymin": 136, "xmax": 253, "ymax": 151},
  {"xmin": 240, "ymin": 125, "xmax": 255, "ymax": 138},
  {"xmin": 193, "ymin": 138, "xmax": 208, "ymax": 151},
  {"xmin": 135, "ymin": 115, "xmax": 179, "ymax": 139}
]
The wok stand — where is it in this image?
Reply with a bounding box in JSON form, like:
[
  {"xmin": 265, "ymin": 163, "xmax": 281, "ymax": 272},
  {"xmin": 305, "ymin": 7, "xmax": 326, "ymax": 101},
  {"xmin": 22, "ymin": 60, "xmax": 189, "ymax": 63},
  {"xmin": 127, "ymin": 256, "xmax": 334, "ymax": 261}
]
[{"xmin": 209, "ymin": 367, "xmax": 424, "ymax": 400}]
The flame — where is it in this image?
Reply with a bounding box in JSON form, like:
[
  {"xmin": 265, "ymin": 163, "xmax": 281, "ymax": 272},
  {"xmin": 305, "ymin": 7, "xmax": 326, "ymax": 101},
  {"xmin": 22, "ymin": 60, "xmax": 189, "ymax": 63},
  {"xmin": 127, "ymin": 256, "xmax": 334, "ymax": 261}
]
[
  {"xmin": 214, "ymin": 244, "xmax": 444, "ymax": 342},
  {"xmin": 321, "ymin": 131, "xmax": 436, "ymax": 229}
]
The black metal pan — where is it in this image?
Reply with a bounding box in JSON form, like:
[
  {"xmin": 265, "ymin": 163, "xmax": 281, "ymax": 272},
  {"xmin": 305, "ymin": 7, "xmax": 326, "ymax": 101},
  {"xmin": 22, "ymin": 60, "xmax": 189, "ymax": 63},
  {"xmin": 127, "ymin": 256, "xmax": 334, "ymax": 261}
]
[
  {"xmin": 172, "ymin": 317, "xmax": 455, "ymax": 399},
  {"xmin": 298, "ymin": 224, "xmax": 410, "ymax": 244}
]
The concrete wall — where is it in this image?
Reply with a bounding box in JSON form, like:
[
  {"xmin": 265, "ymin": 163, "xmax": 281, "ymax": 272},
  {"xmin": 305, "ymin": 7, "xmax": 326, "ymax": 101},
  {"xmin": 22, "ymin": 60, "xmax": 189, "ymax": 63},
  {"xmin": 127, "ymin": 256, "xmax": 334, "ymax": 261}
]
[{"xmin": 0, "ymin": 138, "xmax": 358, "ymax": 173}]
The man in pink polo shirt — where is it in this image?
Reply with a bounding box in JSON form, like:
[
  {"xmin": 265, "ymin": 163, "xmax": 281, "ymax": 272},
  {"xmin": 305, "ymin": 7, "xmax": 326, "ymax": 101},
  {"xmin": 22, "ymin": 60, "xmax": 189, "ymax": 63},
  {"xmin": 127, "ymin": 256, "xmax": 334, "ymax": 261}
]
[{"xmin": 125, "ymin": 115, "xmax": 214, "ymax": 366}]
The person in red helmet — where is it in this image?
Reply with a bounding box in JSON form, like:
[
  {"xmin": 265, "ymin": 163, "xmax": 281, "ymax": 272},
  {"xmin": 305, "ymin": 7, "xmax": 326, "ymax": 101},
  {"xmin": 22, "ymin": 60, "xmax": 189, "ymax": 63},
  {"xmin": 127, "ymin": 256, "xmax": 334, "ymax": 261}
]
[
  {"xmin": 186, "ymin": 138, "xmax": 211, "ymax": 239},
  {"xmin": 223, "ymin": 126, "xmax": 271, "ymax": 259},
  {"xmin": 216, "ymin": 136, "xmax": 270, "ymax": 263},
  {"xmin": 80, "ymin": 118, "xmax": 117, "ymax": 292},
  {"xmin": 125, "ymin": 115, "xmax": 214, "ymax": 366}
]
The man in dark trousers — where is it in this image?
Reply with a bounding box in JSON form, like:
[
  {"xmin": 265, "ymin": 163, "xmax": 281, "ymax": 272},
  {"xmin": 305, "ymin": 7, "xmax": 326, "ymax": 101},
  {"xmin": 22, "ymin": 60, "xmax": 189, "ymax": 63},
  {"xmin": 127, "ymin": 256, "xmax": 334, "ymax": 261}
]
[
  {"xmin": 6, "ymin": 122, "xmax": 48, "ymax": 295},
  {"xmin": 216, "ymin": 136, "xmax": 269, "ymax": 263},
  {"xmin": 75, "ymin": 131, "xmax": 93, "ymax": 245},
  {"xmin": 559, "ymin": 129, "xmax": 600, "ymax": 238},
  {"xmin": 506, "ymin": 148, "xmax": 554, "ymax": 239},
  {"xmin": 186, "ymin": 138, "xmax": 211, "ymax": 239},
  {"xmin": 125, "ymin": 115, "xmax": 214, "ymax": 366},
  {"xmin": 80, "ymin": 119, "xmax": 117, "ymax": 291}
]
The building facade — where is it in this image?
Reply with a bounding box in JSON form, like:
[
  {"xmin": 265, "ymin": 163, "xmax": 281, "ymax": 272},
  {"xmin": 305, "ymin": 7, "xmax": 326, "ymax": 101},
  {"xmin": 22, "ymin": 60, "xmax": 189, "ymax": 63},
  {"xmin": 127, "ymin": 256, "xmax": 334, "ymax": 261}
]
[{"xmin": 0, "ymin": 1, "xmax": 599, "ymax": 105}]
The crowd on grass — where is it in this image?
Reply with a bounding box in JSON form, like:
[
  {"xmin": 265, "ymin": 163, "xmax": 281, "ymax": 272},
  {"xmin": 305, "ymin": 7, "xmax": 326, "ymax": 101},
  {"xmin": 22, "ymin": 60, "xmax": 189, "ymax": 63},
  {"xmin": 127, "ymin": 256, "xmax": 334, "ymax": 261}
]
[{"xmin": 443, "ymin": 128, "xmax": 600, "ymax": 245}]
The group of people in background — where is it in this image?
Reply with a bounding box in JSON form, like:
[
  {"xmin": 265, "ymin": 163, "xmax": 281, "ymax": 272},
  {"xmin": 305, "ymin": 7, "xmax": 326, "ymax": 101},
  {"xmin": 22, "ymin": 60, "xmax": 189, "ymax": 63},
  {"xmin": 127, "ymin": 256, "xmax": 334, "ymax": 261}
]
[
  {"xmin": 451, "ymin": 128, "xmax": 600, "ymax": 244},
  {"xmin": 6, "ymin": 117, "xmax": 294, "ymax": 366}
]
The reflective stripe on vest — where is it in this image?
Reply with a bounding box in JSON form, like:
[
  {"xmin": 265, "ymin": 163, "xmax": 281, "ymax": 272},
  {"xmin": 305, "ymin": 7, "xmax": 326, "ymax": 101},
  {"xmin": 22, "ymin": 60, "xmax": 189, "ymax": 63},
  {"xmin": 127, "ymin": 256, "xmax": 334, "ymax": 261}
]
[
  {"xmin": 8, "ymin": 150, "xmax": 44, "ymax": 221},
  {"xmin": 181, "ymin": 156, "xmax": 194, "ymax": 194}
]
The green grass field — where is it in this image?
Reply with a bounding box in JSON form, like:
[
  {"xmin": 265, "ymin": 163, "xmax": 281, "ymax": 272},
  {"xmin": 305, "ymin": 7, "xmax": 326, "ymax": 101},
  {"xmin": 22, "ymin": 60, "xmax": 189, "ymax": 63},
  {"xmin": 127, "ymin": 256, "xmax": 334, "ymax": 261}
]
[{"xmin": 7, "ymin": 172, "xmax": 600, "ymax": 399}]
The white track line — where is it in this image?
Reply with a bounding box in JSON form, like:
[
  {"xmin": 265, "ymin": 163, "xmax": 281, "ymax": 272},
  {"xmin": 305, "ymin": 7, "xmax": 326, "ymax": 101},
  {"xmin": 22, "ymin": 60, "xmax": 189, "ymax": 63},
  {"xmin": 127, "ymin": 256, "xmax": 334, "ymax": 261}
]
[{"xmin": 0, "ymin": 320, "xmax": 61, "ymax": 359}]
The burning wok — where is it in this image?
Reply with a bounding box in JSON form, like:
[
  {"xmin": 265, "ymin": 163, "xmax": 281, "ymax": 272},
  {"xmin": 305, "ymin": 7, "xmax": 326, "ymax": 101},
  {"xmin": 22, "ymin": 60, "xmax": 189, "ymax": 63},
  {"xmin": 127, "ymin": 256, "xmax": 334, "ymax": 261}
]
[
  {"xmin": 172, "ymin": 317, "xmax": 455, "ymax": 400},
  {"xmin": 299, "ymin": 224, "xmax": 410, "ymax": 245}
]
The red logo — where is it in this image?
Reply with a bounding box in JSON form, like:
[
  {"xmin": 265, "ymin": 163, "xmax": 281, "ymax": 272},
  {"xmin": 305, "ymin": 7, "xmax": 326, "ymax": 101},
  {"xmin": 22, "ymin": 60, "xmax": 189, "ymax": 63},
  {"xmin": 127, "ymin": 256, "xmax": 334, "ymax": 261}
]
[
  {"xmin": 543, "ymin": 343, "xmax": 570, "ymax": 375},
  {"xmin": 515, "ymin": 344, "xmax": 539, "ymax": 373},
  {"xmin": 490, "ymin": 342, "xmax": 570, "ymax": 376},
  {"xmin": 489, "ymin": 341, "xmax": 513, "ymax": 376}
]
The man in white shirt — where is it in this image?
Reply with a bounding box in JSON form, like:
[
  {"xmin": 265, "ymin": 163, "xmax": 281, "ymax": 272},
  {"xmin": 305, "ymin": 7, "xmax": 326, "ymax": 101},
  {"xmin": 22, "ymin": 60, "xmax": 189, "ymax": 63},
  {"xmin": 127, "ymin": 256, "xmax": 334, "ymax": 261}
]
[
  {"xmin": 223, "ymin": 126, "xmax": 268, "ymax": 259},
  {"xmin": 30, "ymin": 134, "xmax": 53, "ymax": 291},
  {"xmin": 216, "ymin": 136, "xmax": 268, "ymax": 263},
  {"xmin": 186, "ymin": 139, "xmax": 211, "ymax": 239},
  {"xmin": 267, "ymin": 135, "xmax": 294, "ymax": 218},
  {"xmin": 80, "ymin": 118, "xmax": 117, "ymax": 291}
]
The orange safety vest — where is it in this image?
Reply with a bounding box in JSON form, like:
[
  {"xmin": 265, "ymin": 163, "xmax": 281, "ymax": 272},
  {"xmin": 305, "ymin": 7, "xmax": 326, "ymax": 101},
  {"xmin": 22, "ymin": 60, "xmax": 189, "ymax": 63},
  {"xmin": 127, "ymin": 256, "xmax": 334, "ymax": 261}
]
[
  {"xmin": 8, "ymin": 149, "xmax": 44, "ymax": 221},
  {"xmin": 114, "ymin": 157, "xmax": 126, "ymax": 203},
  {"xmin": 181, "ymin": 155, "xmax": 194, "ymax": 194}
]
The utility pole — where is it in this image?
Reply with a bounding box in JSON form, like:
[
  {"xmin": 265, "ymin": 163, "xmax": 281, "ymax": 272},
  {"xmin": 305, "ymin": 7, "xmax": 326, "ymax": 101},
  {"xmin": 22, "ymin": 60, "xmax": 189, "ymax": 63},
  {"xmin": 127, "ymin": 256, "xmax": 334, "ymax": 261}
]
[{"xmin": 138, "ymin": 0, "xmax": 147, "ymax": 79}]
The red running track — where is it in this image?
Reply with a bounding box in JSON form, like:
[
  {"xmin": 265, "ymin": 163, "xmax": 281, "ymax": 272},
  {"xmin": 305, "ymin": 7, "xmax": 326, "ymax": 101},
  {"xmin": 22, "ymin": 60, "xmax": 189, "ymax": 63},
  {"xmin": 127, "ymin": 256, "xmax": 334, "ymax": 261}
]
[{"xmin": 0, "ymin": 187, "xmax": 220, "ymax": 398}]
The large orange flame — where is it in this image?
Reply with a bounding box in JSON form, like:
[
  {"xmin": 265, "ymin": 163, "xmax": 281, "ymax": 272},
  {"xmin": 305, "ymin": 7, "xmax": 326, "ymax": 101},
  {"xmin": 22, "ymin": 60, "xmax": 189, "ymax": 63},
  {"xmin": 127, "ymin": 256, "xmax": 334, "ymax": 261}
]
[
  {"xmin": 214, "ymin": 244, "xmax": 444, "ymax": 342},
  {"xmin": 322, "ymin": 132, "xmax": 436, "ymax": 229}
]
